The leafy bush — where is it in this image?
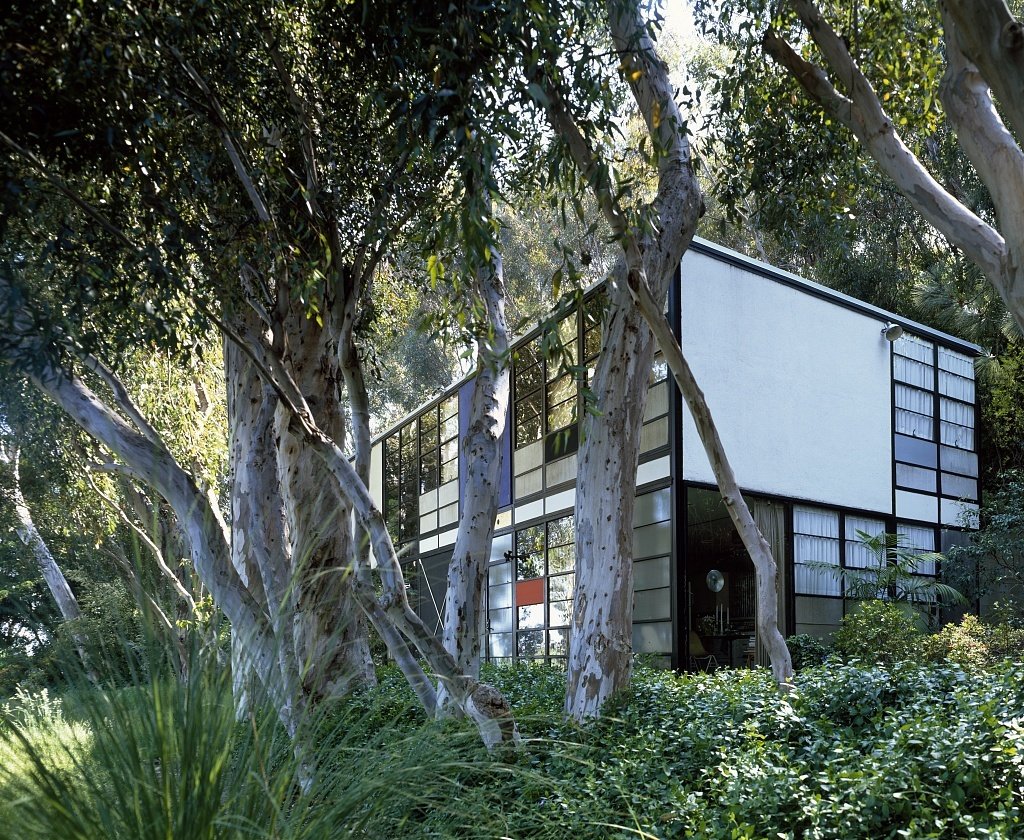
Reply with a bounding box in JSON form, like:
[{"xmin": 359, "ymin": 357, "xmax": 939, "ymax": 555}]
[
  {"xmin": 833, "ymin": 599, "xmax": 923, "ymax": 665},
  {"xmin": 924, "ymin": 614, "xmax": 1024, "ymax": 668},
  {"xmin": 785, "ymin": 633, "xmax": 829, "ymax": 670}
]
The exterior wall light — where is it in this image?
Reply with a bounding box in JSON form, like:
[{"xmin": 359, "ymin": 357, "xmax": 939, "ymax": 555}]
[{"xmin": 881, "ymin": 322, "xmax": 904, "ymax": 341}]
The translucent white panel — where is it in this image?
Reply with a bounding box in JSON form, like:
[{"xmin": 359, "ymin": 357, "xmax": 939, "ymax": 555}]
[
  {"xmin": 793, "ymin": 506, "xmax": 839, "ymax": 538},
  {"xmin": 941, "ymin": 473, "xmax": 978, "ymax": 501},
  {"xmin": 896, "ymin": 384, "xmax": 934, "ymax": 415},
  {"xmin": 418, "ymin": 511, "xmax": 437, "ymax": 534},
  {"xmin": 896, "ymin": 463, "xmax": 937, "ymax": 493},
  {"xmin": 894, "ymin": 355, "xmax": 934, "ymax": 389},
  {"xmin": 938, "ymin": 347, "xmax": 974, "ymax": 377},
  {"xmin": 640, "ymin": 416, "xmax": 669, "ymax": 453},
  {"xmin": 438, "ymin": 479, "xmax": 460, "ymax": 507},
  {"xmin": 545, "ymin": 454, "xmax": 578, "ymax": 487},
  {"xmin": 795, "ymin": 533, "xmax": 840, "ymax": 566},
  {"xmin": 940, "ymin": 446, "xmax": 978, "ymax": 477},
  {"xmin": 514, "ymin": 440, "xmax": 543, "ymax": 474},
  {"xmin": 488, "ymin": 562, "xmax": 511, "ymax": 586},
  {"xmin": 634, "ymin": 555, "xmax": 671, "ymax": 590},
  {"xmin": 634, "ymin": 587, "xmax": 671, "ymax": 621},
  {"xmin": 437, "ymin": 502, "xmax": 459, "ymax": 528},
  {"xmin": 489, "ymin": 632, "xmax": 513, "ymax": 658},
  {"xmin": 845, "ymin": 515, "xmax": 885, "ymax": 568},
  {"xmin": 632, "ymin": 621, "xmax": 673, "ymax": 654},
  {"xmin": 633, "ymin": 521, "xmax": 672, "ymax": 558},
  {"xmin": 895, "ymin": 333, "xmax": 935, "ymax": 363},
  {"xmin": 488, "ymin": 583, "xmax": 512, "ymax": 610},
  {"xmin": 490, "ymin": 533, "xmax": 512, "ymax": 564},
  {"xmin": 644, "ymin": 382, "xmax": 669, "ymax": 421},
  {"xmin": 896, "ymin": 408, "xmax": 934, "ymax": 440},
  {"xmin": 488, "ymin": 606, "xmax": 513, "ymax": 633},
  {"xmin": 940, "ymin": 397, "xmax": 974, "ymax": 427},
  {"xmin": 514, "ymin": 468, "xmax": 543, "ymax": 498},
  {"xmin": 634, "ymin": 487, "xmax": 672, "ymax": 527},
  {"xmin": 794, "ymin": 563, "xmax": 840, "ymax": 596},
  {"xmin": 939, "ymin": 371, "xmax": 975, "ymax": 403},
  {"xmin": 940, "ymin": 420, "xmax": 974, "ymax": 450},
  {"xmin": 897, "ymin": 522, "xmax": 937, "ymax": 576}
]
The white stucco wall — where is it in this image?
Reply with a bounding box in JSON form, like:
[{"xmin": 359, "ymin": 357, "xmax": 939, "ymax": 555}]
[{"xmin": 679, "ymin": 249, "xmax": 893, "ymax": 514}]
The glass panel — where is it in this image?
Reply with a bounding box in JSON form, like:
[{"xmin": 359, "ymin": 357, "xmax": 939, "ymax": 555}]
[
  {"xmin": 634, "ymin": 587, "xmax": 671, "ymax": 621},
  {"xmin": 897, "ymin": 523, "xmax": 937, "ymax": 576},
  {"xmin": 939, "ymin": 371, "xmax": 975, "ymax": 402},
  {"xmin": 896, "ymin": 463, "xmax": 937, "ymax": 493},
  {"xmin": 440, "ymin": 395, "xmax": 459, "ymax": 421},
  {"xmin": 440, "ymin": 458, "xmax": 458, "ymax": 484},
  {"xmin": 517, "ymin": 629, "xmax": 544, "ymax": 658},
  {"xmin": 488, "ymin": 583, "xmax": 512, "ymax": 611},
  {"xmin": 420, "ymin": 448, "xmax": 439, "ymax": 493},
  {"xmin": 548, "ymin": 599, "xmax": 573, "ymax": 626},
  {"xmin": 938, "ymin": 347, "xmax": 973, "ymax": 377},
  {"xmin": 548, "ymin": 628, "xmax": 570, "ymax": 657},
  {"xmin": 489, "ymin": 632, "xmax": 513, "ymax": 658},
  {"xmin": 515, "ymin": 526, "xmax": 545, "ymax": 579},
  {"xmin": 896, "ymin": 384, "xmax": 933, "ymax": 416},
  {"xmin": 896, "ymin": 408, "xmax": 934, "ymax": 440},
  {"xmin": 584, "ymin": 326, "xmax": 602, "ymax": 360},
  {"xmin": 845, "ymin": 516, "xmax": 885, "ymax": 568},
  {"xmin": 557, "ymin": 316, "xmax": 578, "ymax": 365},
  {"xmin": 645, "ymin": 382, "xmax": 669, "ymax": 420},
  {"xmin": 488, "ymin": 563, "xmax": 511, "ymax": 586},
  {"xmin": 634, "ymin": 488, "xmax": 672, "ymax": 527},
  {"xmin": 488, "ymin": 607, "xmax": 512, "ymax": 633},
  {"xmin": 547, "ymin": 398, "xmax": 577, "ymax": 431},
  {"xmin": 548, "ymin": 572, "xmax": 575, "ymax": 602},
  {"xmin": 546, "ymin": 373, "xmax": 575, "ymax": 406},
  {"xmin": 441, "ymin": 438, "xmax": 458, "ymax": 462},
  {"xmin": 633, "ymin": 521, "xmax": 672, "ymax": 558},
  {"xmin": 793, "ymin": 506, "xmax": 839, "ymax": 538},
  {"xmin": 940, "ymin": 446, "xmax": 978, "ymax": 476},
  {"xmin": 940, "ymin": 419, "xmax": 974, "ymax": 450},
  {"xmin": 894, "ymin": 333, "xmax": 935, "ymax": 364},
  {"xmin": 894, "ymin": 354, "xmax": 933, "ymax": 389},
  {"xmin": 517, "ymin": 603, "xmax": 545, "ymax": 629},
  {"xmin": 633, "ymin": 621, "xmax": 672, "ymax": 654},
  {"xmin": 634, "ymin": 556, "xmax": 670, "ymax": 590},
  {"xmin": 547, "ymin": 543, "xmax": 575, "ymax": 574},
  {"xmin": 941, "ymin": 473, "xmax": 978, "ymax": 501},
  {"xmin": 794, "ymin": 563, "xmax": 840, "ymax": 597},
  {"xmin": 441, "ymin": 413, "xmax": 459, "ymax": 441},
  {"xmin": 649, "ymin": 355, "xmax": 668, "ymax": 385},
  {"xmin": 515, "ymin": 392, "xmax": 543, "ymax": 448},
  {"xmin": 547, "ymin": 515, "xmax": 574, "ymax": 547},
  {"xmin": 515, "ymin": 362, "xmax": 543, "ymax": 399},
  {"xmin": 895, "ymin": 434, "xmax": 938, "ymax": 468},
  {"xmin": 940, "ymin": 397, "xmax": 974, "ymax": 427}
]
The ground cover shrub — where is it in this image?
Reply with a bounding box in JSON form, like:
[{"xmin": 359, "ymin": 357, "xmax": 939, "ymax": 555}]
[
  {"xmin": 833, "ymin": 599, "xmax": 923, "ymax": 664},
  {"xmin": 923, "ymin": 614, "xmax": 1024, "ymax": 669},
  {"xmin": 785, "ymin": 633, "xmax": 829, "ymax": 670},
  {"xmin": 5, "ymin": 655, "xmax": 1024, "ymax": 838}
]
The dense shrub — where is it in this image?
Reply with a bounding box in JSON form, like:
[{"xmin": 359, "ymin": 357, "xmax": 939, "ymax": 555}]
[
  {"xmin": 833, "ymin": 599, "xmax": 923, "ymax": 664},
  {"xmin": 924, "ymin": 614, "xmax": 1024, "ymax": 668},
  {"xmin": 785, "ymin": 633, "xmax": 829, "ymax": 670}
]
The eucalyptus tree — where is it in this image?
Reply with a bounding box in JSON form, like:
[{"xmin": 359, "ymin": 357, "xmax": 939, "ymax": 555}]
[
  {"xmin": 0, "ymin": 0, "xmax": 524, "ymax": 744},
  {"xmin": 694, "ymin": 0, "xmax": 1024, "ymax": 334},
  {"xmin": 518, "ymin": 0, "xmax": 792, "ymax": 715}
]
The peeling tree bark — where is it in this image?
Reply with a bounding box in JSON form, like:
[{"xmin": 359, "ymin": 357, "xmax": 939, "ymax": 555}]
[{"xmin": 439, "ymin": 252, "xmax": 510, "ymax": 700}]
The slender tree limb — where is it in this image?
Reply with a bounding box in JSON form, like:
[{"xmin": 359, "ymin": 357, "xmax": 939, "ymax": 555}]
[
  {"xmin": 763, "ymin": 3, "xmax": 1011, "ymax": 319},
  {"xmin": 80, "ymin": 353, "xmax": 163, "ymax": 447}
]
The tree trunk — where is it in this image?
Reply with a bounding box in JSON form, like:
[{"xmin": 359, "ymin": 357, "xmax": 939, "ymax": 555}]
[
  {"xmin": 272, "ymin": 295, "xmax": 374, "ymax": 701},
  {"xmin": 2, "ymin": 444, "xmax": 97, "ymax": 682},
  {"xmin": 566, "ymin": 269, "xmax": 656, "ymax": 718},
  {"xmin": 627, "ymin": 273, "xmax": 794, "ymax": 686},
  {"xmin": 440, "ymin": 253, "xmax": 510, "ymax": 694}
]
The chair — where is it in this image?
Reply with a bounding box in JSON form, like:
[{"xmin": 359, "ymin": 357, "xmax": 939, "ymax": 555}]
[
  {"xmin": 689, "ymin": 630, "xmax": 719, "ymax": 672},
  {"xmin": 743, "ymin": 635, "xmax": 757, "ymax": 668}
]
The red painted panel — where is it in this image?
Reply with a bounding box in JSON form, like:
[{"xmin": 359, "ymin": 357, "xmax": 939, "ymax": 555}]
[{"xmin": 516, "ymin": 578, "xmax": 544, "ymax": 606}]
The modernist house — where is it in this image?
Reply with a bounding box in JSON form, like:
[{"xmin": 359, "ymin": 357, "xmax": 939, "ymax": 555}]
[{"xmin": 368, "ymin": 238, "xmax": 982, "ymax": 670}]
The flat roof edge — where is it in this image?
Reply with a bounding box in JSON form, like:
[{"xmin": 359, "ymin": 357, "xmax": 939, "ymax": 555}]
[{"xmin": 688, "ymin": 237, "xmax": 985, "ymax": 356}]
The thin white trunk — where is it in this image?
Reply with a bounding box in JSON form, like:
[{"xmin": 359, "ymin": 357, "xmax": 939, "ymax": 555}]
[
  {"xmin": 1, "ymin": 444, "xmax": 96, "ymax": 681},
  {"xmin": 440, "ymin": 253, "xmax": 510, "ymax": 694},
  {"xmin": 627, "ymin": 273, "xmax": 793, "ymax": 686}
]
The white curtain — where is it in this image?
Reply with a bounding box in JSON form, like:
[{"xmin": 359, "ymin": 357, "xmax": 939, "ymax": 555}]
[{"xmin": 751, "ymin": 498, "xmax": 786, "ymax": 667}]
